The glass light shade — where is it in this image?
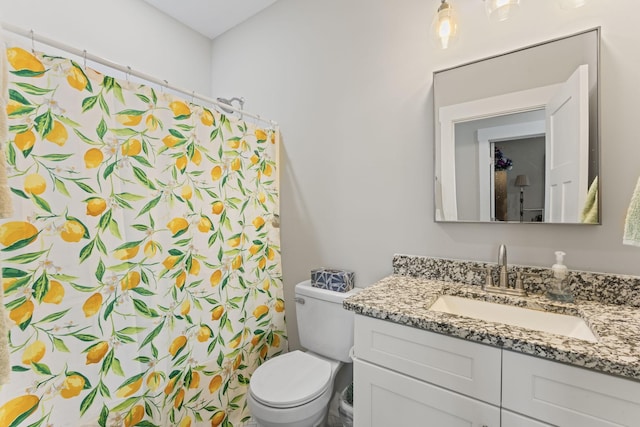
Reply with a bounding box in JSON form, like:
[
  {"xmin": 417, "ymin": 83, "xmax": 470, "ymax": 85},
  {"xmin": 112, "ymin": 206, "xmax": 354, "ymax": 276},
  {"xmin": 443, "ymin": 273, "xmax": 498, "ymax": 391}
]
[
  {"xmin": 558, "ymin": 0, "xmax": 587, "ymax": 9},
  {"xmin": 485, "ymin": 0, "xmax": 520, "ymax": 22},
  {"xmin": 431, "ymin": 0, "xmax": 459, "ymax": 50}
]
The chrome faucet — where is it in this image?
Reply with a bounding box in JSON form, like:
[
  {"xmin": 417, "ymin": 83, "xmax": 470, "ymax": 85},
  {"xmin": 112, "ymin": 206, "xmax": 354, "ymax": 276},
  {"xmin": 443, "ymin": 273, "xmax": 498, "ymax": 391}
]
[
  {"xmin": 482, "ymin": 244, "xmax": 527, "ymax": 297},
  {"xmin": 498, "ymin": 244, "xmax": 508, "ymax": 288}
]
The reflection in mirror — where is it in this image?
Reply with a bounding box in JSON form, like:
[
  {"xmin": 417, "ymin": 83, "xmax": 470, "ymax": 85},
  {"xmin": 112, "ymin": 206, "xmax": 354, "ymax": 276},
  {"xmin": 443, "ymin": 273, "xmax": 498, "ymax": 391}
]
[{"xmin": 434, "ymin": 28, "xmax": 600, "ymax": 224}]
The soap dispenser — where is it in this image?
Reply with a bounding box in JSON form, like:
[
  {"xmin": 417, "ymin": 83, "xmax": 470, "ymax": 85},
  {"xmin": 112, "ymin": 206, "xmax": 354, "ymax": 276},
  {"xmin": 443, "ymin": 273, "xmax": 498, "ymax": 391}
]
[{"xmin": 546, "ymin": 251, "xmax": 574, "ymax": 303}]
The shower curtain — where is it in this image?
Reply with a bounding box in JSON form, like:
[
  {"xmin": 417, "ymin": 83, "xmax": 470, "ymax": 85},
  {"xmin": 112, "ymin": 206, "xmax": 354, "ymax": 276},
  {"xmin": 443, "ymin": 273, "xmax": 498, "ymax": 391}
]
[{"xmin": 0, "ymin": 42, "xmax": 286, "ymax": 427}]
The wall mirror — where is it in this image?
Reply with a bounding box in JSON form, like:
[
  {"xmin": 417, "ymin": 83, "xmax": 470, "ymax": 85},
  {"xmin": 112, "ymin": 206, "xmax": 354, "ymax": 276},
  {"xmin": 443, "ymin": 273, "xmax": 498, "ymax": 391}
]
[{"xmin": 434, "ymin": 28, "xmax": 600, "ymax": 224}]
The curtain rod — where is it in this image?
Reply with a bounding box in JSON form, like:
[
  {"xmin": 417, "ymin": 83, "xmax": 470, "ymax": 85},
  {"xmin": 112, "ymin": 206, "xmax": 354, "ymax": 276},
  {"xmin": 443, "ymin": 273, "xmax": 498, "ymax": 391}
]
[{"xmin": 1, "ymin": 22, "xmax": 278, "ymax": 128}]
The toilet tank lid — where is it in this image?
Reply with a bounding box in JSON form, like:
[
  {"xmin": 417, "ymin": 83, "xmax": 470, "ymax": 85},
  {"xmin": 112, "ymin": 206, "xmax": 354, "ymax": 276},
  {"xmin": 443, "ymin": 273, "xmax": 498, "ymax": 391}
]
[{"xmin": 295, "ymin": 280, "xmax": 362, "ymax": 303}]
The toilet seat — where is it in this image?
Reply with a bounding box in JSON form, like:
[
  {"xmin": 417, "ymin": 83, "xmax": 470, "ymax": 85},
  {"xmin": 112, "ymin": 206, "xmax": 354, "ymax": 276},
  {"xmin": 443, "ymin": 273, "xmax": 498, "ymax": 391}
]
[{"xmin": 250, "ymin": 351, "xmax": 332, "ymax": 408}]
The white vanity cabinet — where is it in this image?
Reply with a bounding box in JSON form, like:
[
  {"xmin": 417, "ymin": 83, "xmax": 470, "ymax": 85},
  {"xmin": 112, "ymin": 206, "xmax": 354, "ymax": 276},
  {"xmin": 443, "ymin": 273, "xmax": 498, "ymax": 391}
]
[{"xmin": 353, "ymin": 314, "xmax": 640, "ymax": 427}]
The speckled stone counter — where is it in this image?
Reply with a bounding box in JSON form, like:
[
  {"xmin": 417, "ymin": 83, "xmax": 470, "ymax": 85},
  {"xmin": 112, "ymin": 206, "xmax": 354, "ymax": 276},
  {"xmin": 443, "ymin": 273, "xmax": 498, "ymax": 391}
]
[{"xmin": 344, "ymin": 256, "xmax": 640, "ymax": 381}]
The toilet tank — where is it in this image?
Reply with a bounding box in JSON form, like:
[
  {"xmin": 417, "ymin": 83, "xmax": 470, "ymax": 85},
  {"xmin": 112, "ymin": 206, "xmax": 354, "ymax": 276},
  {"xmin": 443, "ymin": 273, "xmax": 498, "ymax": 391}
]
[{"xmin": 295, "ymin": 280, "xmax": 362, "ymax": 363}]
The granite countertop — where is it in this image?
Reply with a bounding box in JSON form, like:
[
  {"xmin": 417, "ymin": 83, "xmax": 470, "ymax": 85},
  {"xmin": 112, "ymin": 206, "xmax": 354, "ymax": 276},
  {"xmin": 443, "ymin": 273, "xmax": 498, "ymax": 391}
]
[{"xmin": 344, "ymin": 274, "xmax": 640, "ymax": 381}]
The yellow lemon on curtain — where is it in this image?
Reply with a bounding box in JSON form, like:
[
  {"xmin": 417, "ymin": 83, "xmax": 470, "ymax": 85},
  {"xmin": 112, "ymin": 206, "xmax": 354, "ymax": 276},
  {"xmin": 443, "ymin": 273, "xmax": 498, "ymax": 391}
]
[
  {"xmin": 114, "ymin": 245, "xmax": 139, "ymax": 260},
  {"xmin": 121, "ymin": 139, "xmax": 141, "ymax": 156},
  {"xmin": 14, "ymin": 129, "xmax": 36, "ymax": 152},
  {"xmin": 24, "ymin": 173, "xmax": 46, "ymax": 195},
  {"xmin": 120, "ymin": 271, "xmax": 141, "ymax": 290},
  {"xmin": 164, "ymin": 377, "xmax": 177, "ymax": 395},
  {"xmin": 275, "ymin": 299, "xmax": 285, "ymax": 313},
  {"xmin": 162, "ymin": 134, "xmax": 181, "ymax": 148},
  {"xmin": 252, "ymin": 216, "xmax": 265, "ymax": 230},
  {"xmin": 233, "ymin": 354, "xmax": 242, "ymax": 370},
  {"xmin": 191, "ymin": 148, "xmax": 202, "ymax": 165},
  {"xmin": 197, "ymin": 326, "xmax": 211, "ymax": 342},
  {"xmin": 263, "ymin": 163, "xmax": 273, "ymax": 177},
  {"xmin": 181, "ymin": 184, "xmax": 193, "ymax": 200},
  {"xmin": 144, "ymin": 240, "xmax": 159, "ymax": 258},
  {"xmin": 45, "ymin": 121, "xmax": 68, "ymax": 146},
  {"xmin": 211, "ymin": 201, "xmax": 224, "ymax": 215},
  {"xmin": 180, "ymin": 300, "xmax": 190, "ymax": 315},
  {"xmin": 43, "ymin": 280, "xmax": 65, "ymax": 304},
  {"xmin": 170, "ymin": 101, "xmax": 191, "ymax": 118},
  {"xmin": 189, "ymin": 259, "xmax": 200, "ymax": 275},
  {"xmin": 208, "ymin": 375, "xmax": 222, "ymax": 394},
  {"xmin": 3, "ymin": 277, "xmax": 17, "ymax": 293},
  {"xmin": 259, "ymin": 345, "xmax": 268, "ymax": 359},
  {"xmin": 227, "ymin": 139, "xmax": 240, "ymax": 150},
  {"xmin": 0, "ymin": 395, "xmax": 39, "ymax": 427},
  {"xmin": 211, "ymin": 306, "xmax": 224, "ymax": 321},
  {"xmin": 82, "ymin": 293, "xmax": 102, "ymax": 317},
  {"xmin": 60, "ymin": 374, "xmax": 85, "ymax": 398},
  {"xmin": 271, "ymin": 132, "xmax": 277, "ymax": 144},
  {"xmin": 210, "ymin": 165, "xmax": 223, "ymax": 181},
  {"xmin": 201, "ymin": 109, "xmax": 214, "ymax": 126},
  {"xmin": 230, "ymin": 157, "xmax": 241, "ymax": 171},
  {"xmin": 271, "ymin": 334, "xmax": 281, "ymax": 348},
  {"xmin": 175, "ymin": 271, "xmax": 187, "ymax": 289},
  {"xmin": 6, "ymin": 100, "xmax": 23, "ymax": 115},
  {"xmin": 162, "ymin": 255, "xmax": 180, "ymax": 270},
  {"xmin": 267, "ymin": 247, "xmax": 275, "ymax": 260},
  {"xmin": 251, "ymin": 335, "xmax": 261, "ymax": 346},
  {"xmin": 263, "ymin": 279, "xmax": 270, "ymax": 291},
  {"xmin": 250, "ymin": 154, "xmax": 259, "ymax": 165},
  {"xmin": 231, "ymin": 255, "xmax": 242, "ymax": 270},
  {"xmin": 255, "ymin": 129, "xmax": 267, "ymax": 141},
  {"xmin": 253, "ymin": 305, "xmax": 269, "ymax": 319},
  {"xmin": 66, "ymin": 65, "xmax": 88, "ymax": 91},
  {"xmin": 228, "ymin": 235, "xmax": 241, "ymax": 248},
  {"xmin": 179, "ymin": 416, "xmax": 192, "ymax": 427},
  {"xmin": 209, "ymin": 270, "xmax": 222, "ymax": 287},
  {"xmin": 176, "ymin": 155, "xmax": 188, "ymax": 173},
  {"xmin": 84, "ymin": 148, "xmax": 104, "ymax": 168},
  {"xmin": 169, "ymin": 335, "xmax": 187, "ymax": 357},
  {"xmin": 249, "ymin": 244, "xmax": 261, "ymax": 255},
  {"xmin": 258, "ymin": 192, "xmax": 266, "ymax": 204},
  {"xmin": 211, "ymin": 411, "xmax": 226, "ymax": 427},
  {"xmin": 197, "ymin": 216, "xmax": 212, "ymax": 233},
  {"xmin": 145, "ymin": 114, "xmax": 159, "ymax": 131},
  {"xmin": 86, "ymin": 341, "xmax": 109, "ymax": 365},
  {"xmin": 9, "ymin": 300, "xmax": 34, "ymax": 325},
  {"xmin": 21, "ymin": 340, "xmax": 46, "ymax": 365},
  {"xmin": 0, "ymin": 221, "xmax": 38, "ymax": 247},
  {"xmin": 124, "ymin": 405, "xmax": 144, "ymax": 427},
  {"xmin": 85, "ymin": 198, "xmax": 107, "ymax": 216},
  {"xmin": 167, "ymin": 217, "xmax": 189, "ymax": 236},
  {"xmin": 7, "ymin": 47, "xmax": 44, "ymax": 73},
  {"xmin": 258, "ymin": 257, "xmax": 266, "ymax": 270},
  {"xmin": 174, "ymin": 388, "xmax": 185, "ymax": 409},
  {"xmin": 146, "ymin": 372, "xmax": 164, "ymax": 391},
  {"xmin": 116, "ymin": 114, "xmax": 142, "ymax": 127},
  {"xmin": 116, "ymin": 376, "xmax": 143, "ymax": 398},
  {"xmin": 60, "ymin": 220, "xmax": 85, "ymax": 242}
]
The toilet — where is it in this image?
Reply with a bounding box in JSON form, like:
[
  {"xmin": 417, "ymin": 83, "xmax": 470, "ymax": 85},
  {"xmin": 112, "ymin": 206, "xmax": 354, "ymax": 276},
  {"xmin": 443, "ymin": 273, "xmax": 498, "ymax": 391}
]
[{"xmin": 247, "ymin": 280, "xmax": 361, "ymax": 427}]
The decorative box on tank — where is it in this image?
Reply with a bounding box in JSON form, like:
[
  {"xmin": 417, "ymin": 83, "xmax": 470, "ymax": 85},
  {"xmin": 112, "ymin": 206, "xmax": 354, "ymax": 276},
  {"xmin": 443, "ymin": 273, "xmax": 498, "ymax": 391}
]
[{"xmin": 310, "ymin": 268, "xmax": 355, "ymax": 292}]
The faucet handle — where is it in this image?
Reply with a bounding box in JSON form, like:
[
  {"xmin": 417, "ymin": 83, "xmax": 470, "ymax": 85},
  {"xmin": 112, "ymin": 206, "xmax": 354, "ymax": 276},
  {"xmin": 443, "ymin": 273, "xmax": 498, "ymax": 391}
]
[{"xmin": 471, "ymin": 266, "xmax": 493, "ymax": 289}]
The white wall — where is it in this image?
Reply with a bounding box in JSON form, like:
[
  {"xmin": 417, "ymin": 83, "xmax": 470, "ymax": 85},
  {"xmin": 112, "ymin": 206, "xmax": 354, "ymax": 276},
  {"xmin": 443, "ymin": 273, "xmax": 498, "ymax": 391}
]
[
  {"xmin": 0, "ymin": 0, "xmax": 212, "ymax": 95},
  {"xmin": 210, "ymin": 0, "xmax": 640, "ymax": 350}
]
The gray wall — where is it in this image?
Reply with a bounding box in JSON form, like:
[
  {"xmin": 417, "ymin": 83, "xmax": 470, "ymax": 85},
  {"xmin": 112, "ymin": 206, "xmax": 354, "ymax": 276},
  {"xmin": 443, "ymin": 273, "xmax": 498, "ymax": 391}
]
[{"xmin": 209, "ymin": 0, "xmax": 640, "ymax": 350}]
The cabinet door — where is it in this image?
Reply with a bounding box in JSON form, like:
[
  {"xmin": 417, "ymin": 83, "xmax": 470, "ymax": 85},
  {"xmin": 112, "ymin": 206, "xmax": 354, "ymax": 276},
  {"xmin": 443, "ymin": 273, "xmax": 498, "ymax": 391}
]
[
  {"xmin": 503, "ymin": 350, "xmax": 640, "ymax": 426},
  {"xmin": 354, "ymin": 359, "xmax": 500, "ymax": 427},
  {"xmin": 354, "ymin": 315, "xmax": 502, "ymax": 405},
  {"xmin": 502, "ymin": 410, "xmax": 553, "ymax": 427}
]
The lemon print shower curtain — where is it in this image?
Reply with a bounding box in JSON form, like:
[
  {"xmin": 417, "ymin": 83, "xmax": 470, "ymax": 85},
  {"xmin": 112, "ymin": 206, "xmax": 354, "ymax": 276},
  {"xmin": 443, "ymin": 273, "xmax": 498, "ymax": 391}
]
[{"xmin": 0, "ymin": 43, "xmax": 286, "ymax": 427}]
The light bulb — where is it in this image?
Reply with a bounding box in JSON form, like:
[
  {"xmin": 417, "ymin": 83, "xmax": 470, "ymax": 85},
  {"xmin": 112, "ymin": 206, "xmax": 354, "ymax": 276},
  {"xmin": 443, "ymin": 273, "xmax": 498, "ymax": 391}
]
[
  {"xmin": 485, "ymin": 0, "xmax": 520, "ymax": 22},
  {"xmin": 558, "ymin": 0, "xmax": 586, "ymax": 9},
  {"xmin": 431, "ymin": 0, "xmax": 458, "ymax": 50}
]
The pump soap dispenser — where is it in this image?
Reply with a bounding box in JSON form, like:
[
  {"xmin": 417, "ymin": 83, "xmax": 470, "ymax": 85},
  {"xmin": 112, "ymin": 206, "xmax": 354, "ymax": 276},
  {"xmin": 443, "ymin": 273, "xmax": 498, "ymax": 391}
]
[{"xmin": 546, "ymin": 251, "xmax": 574, "ymax": 303}]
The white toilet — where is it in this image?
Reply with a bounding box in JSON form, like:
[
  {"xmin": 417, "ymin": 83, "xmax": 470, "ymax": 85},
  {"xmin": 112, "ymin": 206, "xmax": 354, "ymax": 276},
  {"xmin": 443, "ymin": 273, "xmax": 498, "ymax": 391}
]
[{"xmin": 247, "ymin": 280, "xmax": 361, "ymax": 427}]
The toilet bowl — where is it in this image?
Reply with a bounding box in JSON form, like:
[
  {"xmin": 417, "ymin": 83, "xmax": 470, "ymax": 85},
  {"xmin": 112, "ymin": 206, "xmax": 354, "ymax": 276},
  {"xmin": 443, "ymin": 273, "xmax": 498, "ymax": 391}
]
[{"xmin": 247, "ymin": 280, "xmax": 361, "ymax": 427}]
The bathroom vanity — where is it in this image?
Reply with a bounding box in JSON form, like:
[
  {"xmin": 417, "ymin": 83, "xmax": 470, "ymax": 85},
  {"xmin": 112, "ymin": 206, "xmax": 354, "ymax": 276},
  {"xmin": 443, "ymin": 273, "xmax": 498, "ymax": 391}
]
[{"xmin": 345, "ymin": 255, "xmax": 640, "ymax": 427}]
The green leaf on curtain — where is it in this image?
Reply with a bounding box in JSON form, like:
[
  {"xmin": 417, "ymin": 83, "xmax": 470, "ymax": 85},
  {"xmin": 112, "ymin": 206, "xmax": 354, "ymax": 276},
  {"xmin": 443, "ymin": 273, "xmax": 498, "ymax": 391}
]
[
  {"xmin": 102, "ymin": 76, "xmax": 114, "ymax": 91},
  {"xmin": 96, "ymin": 119, "xmax": 107, "ymax": 139},
  {"xmin": 95, "ymin": 235, "xmax": 107, "ymax": 255},
  {"xmin": 135, "ymin": 94, "xmax": 150, "ymax": 103},
  {"xmin": 114, "ymin": 240, "xmax": 144, "ymax": 251},
  {"xmin": 82, "ymin": 96, "xmax": 98, "ymax": 112},
  {"xmin": 136, "ymin": 196, "xmax": 161, "ymax": 217},
  {"xmin": 32, "ymin": 272, "xmax": 49, "ymax": 303},
  {"xmin": 53, "ymin": 337, "xmax": 71, "ymax": 353},
  {"xmin": 110, "ymin": 128, "xmax": 138, "ymax": 137},
  {"xmin": 1, "ymin": 231, "xmax": 39, "ymax": 252},
  {"xmin": 6, "ymin": 143, "xmax": 17, "ymax": 166},
  {"xmin": 98, "ymin": 210, "xmax": 112, "ymax": 230},
  {"xmin": 15, "ymin": 82, "xmax": 54, "ymax": 95},
  {"xmin": 38, "ymin": 309, "xmax": 71, "ymax": 324},
  {"xmin": 12, "ymin": 365, "xmax": 30, "ymax": 372},
  {"xmin": 79, "ymin": 240, "xmax": 95, "ymax": 263},
  {"xmin": 2, "ymin": 267, "xmax": 28, "ymax": 277},
  {"xmin": 9, "ymin": 89, "xmax": 31, "ymax": 105},
  {"xmin": 113, "ymin": 83, "xmax": 125, "ymax": 105},
  {"xmin": 139, "ymin": 323, "xmax": 164, "ymax": 350},
  {"xmin": 108, "ymin": 219, "xmax": 122, "ymax": 240},
  {"xmin": 11, "ymin": 69, "xmax": 46, "ymax": 78},
  {"xmin": 98, "ymin": 405, "xmax": 109, "ymax": 427},
  {"xmin": 117, "ymin": 192, "xmax": 146, "ymax": 202},
  {"xmin": 72, "ymin": 334, "xmax": 100, "ymax": 342},
  {"xmin": 80, "ymin": 387, "xmax": 98, "ymax": 416},
  {"xmin": 95, "ymin": 260, "xmax": 105, "ymax": 281},
  {"xmin": 34, "ymin": 110, "xmax": 53, "ymax": 138},
  {"xmin": 103, "ymin": 300, "xmax": 115, "ymax": 320},
  {"xmin": 111, "ymin": 357, "xmax": 125, "ymax": 377},
  {"xmin": 54, "ymin": 178, "xmax": 71, "ymax": 197},
  {"xmin": 31, "ymin": 194, "xmax": 52, "ymax": 213},
  {"xmin": 132, "ymin": 166, "xmax": 156, "ymax": 190},
  {"xmin": 4, "ymin": 250, "xmax": 47, "ymax": 264},
  {"xmin": 132, "ymin": 155, "xmax": 153, "ymax": 168},
  {"xmin": 7, "ymin": 105, "xmax": 36, "ymax": 117},
  {"xmin": 31, "ymin": 362, "xmax": 52, "ymax": 375},
  {"xmin": 5, "ymin": 297, "xmax": 26, "ymax": 311},
  {"xmin": 210, "ymin": 127, "xmax": 219, "ymax": 141},
  {"xmin": 98, "ymin": 94, "xmax": 110, "ymax": 115},
  {"xmin": 73, "ymin": 129, "xmax": 95, "ymax": 144},
  {"xmin": 117, "ymin": 109, "xmax": 145, "ymax": 117}
]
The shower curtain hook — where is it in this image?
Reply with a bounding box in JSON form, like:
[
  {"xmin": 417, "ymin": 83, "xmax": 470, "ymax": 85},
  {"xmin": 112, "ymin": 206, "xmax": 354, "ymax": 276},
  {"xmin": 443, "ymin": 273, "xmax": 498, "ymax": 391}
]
[
  {"xmin": 30, "ymin": 29, "xmax": 35, "ymax": 53},
  {"xmin": 82, "ymin": 50, "xmax": 87, "ymax": 69},
  {"xmin": 126, "ymin": 66, "xmax": 131, "ymax": 82}
]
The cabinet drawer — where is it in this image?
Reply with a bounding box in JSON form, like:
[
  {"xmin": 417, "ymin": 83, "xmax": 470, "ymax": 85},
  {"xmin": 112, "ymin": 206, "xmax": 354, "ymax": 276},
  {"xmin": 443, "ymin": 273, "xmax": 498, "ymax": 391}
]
[
  {"xmin": 354, "ymin": 315, "xmax": 502, "ymax": 405},
  {"xmin": 354, "ymin": 359, "xmax": 500, "ymax": 427},
  {"xmin": 503, "ymin": 350, "xmax": 640, "ymax": 427},
  {"xmin": 502, "ymin": 410, "xmax": 553, "ymax": 427}
]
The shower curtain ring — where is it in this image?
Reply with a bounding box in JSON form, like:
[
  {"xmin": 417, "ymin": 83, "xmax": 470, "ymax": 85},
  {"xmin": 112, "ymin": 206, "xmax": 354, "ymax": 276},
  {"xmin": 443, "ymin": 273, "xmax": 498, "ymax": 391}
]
[
  {"xmin": 30, "ymin": 29, "xmax": 35, "ymax": 53},
  {"xmin": 126, "ymin": 66, "xmax": 131, "ymax": 82},
  {"xmin": 83, "ymin": 50, "xmax": 87, "ymax": 69}
]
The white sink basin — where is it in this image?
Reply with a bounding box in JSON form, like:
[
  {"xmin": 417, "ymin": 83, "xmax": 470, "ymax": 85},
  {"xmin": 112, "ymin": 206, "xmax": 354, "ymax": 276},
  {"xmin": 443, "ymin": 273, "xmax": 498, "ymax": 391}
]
[{"xmin": 429, "ymin": 295, "xmax": 597, "ymax": 343}]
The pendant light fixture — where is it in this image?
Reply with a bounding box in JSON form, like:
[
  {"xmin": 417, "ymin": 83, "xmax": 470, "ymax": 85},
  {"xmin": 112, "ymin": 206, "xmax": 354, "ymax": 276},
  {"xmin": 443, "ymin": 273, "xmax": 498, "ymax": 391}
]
[
  {"xmin": 484, "ymin": 0, "xmax": 521, "ymax": 22},
  {"xmin": 431, "ymin": 0, "xmax": 459, "ymax": 50}
]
